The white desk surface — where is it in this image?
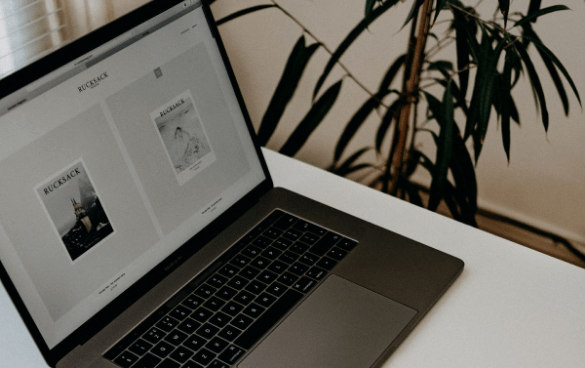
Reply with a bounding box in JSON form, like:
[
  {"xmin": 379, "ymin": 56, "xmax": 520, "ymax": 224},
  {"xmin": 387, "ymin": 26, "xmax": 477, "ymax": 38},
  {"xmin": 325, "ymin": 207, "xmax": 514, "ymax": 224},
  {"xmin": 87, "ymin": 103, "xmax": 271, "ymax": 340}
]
[{"xmin": 2, "ymin": 148, "xmax": 584, "ymax": 367}]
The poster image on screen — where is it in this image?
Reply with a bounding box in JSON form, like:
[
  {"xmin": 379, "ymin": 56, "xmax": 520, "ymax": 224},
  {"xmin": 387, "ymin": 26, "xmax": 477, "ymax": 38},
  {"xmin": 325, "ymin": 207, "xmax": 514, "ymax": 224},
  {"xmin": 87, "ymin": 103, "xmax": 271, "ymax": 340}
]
[
  {"xmin": 150, "ymin": 89, "xmax": 216, "ymax": 186},
  {"xmin": 34, "ymin": 159, "xmax": 115, "ymax": 262}
]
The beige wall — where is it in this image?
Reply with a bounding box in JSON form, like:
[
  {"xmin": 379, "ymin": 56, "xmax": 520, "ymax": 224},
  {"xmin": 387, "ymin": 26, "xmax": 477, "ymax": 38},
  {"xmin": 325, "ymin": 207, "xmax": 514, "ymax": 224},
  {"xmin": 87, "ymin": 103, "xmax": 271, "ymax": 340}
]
[{"xmin": 211, "ymin": 0, "xmax": 585, "ymax": 243}]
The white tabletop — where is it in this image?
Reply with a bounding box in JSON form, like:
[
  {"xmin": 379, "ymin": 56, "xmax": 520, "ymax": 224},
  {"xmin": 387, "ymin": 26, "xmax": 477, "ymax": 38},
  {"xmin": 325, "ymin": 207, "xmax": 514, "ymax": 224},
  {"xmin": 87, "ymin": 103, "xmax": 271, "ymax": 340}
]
[{"xmin": 2, "ymin": 148, "xmax": 584, "ymax": 367}]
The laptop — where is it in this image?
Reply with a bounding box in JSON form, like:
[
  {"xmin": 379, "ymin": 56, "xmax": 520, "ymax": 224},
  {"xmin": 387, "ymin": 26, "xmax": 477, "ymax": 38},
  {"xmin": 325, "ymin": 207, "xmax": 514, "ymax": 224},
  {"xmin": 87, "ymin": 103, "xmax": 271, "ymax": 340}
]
[{"xmin": 0, "ymin": 1, "xmax": 463, "ymax": 367}]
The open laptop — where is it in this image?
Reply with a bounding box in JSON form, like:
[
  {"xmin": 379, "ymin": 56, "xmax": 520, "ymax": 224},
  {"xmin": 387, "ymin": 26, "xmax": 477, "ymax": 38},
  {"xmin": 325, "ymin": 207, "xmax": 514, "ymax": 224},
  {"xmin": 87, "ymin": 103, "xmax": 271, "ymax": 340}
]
[{"xmin": 0, "ymin": 1, "xmax": 463, "ymax": 367}]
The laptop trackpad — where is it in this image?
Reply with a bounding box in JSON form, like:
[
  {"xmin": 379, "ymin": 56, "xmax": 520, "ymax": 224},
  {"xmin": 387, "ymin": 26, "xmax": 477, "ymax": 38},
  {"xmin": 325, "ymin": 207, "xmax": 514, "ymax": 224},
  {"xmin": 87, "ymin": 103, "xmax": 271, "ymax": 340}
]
[{"xmin": 238, "ymin": 274, "xmax": 417, "ymax": 368}]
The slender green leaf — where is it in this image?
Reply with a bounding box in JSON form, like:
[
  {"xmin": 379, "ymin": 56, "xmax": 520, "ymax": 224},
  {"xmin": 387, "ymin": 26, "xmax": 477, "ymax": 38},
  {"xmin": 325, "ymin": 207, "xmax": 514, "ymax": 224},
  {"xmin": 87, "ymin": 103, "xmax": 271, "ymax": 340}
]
[
  {"xmin": 279, "ymin": 81, "xmax": 342, "ymax": 157},
  {"xmin": 428, "ymin": 81, "xmax": 455, "ymax": 211},
  {"xmin": 528, "ymin": 0, "xmax": 542, "ymax": 22},
  {"xmin": 478, "ymin": 35, "xmax": 507, "ymax": 143},
  {"xmin": 453, "ymin": 14, "xmax": 471, "ymax": 102},
  {"xmin": 514, "ymin": 40, "xmax": 549, "ymax": 131},
  {"xmin": 501, "ymin": 51, "xmax": 513, "ymax": 162},
  {"xmin": 365, "ymin": 0, "xmax": 377, "ymax": 18},
  {"xmin": 404, "ymin": 150, "xmax": 422, "ymax": 177},
  {"xmin": 215, "ymin": 5, "xmax": 276, "ymax": 26},
  {"xmin": 404, "ymin": 180, "xmax": 423, "ymax": 207},
  {"xmin": 428, "ymin": 60, "xmax": 454, "ymax": 79},
  {"xmin": 443, "ymin": 182, "xmax": 462, "ymax": 221},
  {"xmin": 402, "ymin": 0, "xmax": 424, "ymax": 30},
  {"xmin": 331, "ymin": 147, "xmax": 370, "ymax": 173},
  {"xmin": 522, "ymin": 34, "xmax": 582, "ymax": 109},
  {"xmin": 313, "ymin": 0, "xmax": 400, "ymax": 99},
  {"xmin": 513, "ymin": 5, "xmax": 570, "ymax": 29},
  {"xmin": 379, "ymin": 55, "xmax": 406, "ymax": 92},
  {"xmin": 497, "ymin": 0, "xmax": 510, "ymax": 28},
  {"xmin": 334, "ymin": 90, "xmax": 397, "ymax": 161},
  {"xmin": 258, "ymin": 36, "xmax": 319, "ymax": 146},
  {"xmin": 375, "ymin": 99, "xmax": 401, "ymax": 152},
  {"xmin": 434, "ymin": 0, "xmax": 449, "ymax": 25}
]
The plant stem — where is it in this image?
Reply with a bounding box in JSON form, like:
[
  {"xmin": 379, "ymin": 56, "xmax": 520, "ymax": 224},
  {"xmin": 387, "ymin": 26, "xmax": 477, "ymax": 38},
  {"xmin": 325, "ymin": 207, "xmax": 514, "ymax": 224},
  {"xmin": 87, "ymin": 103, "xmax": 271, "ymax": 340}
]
[{"xmin": 386, "ymin": 0, "xmax": 434, "ymax": 195}]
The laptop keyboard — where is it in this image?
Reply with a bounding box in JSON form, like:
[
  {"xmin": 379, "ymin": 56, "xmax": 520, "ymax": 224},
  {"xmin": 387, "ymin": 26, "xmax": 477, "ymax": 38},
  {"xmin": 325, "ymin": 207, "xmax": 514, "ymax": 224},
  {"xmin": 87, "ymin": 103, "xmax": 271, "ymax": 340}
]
[{"xmin": 104, "ymin": 209, "xmax": 357, "ymax": 368}]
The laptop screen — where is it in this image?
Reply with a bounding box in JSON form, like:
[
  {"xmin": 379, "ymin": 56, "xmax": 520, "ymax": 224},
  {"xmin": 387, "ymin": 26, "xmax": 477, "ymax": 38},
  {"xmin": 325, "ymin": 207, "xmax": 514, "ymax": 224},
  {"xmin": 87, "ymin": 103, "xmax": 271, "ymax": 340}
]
[{"xmin": 0, "ymin": 0, "xmax": 265, "ymax": 350}]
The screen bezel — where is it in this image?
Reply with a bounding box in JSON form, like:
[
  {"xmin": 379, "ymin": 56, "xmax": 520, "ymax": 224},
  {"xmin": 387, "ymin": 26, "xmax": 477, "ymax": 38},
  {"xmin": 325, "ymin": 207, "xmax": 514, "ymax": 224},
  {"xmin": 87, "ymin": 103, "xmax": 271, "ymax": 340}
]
[{"xmin": 0, "ymin": 1, "xmax": 273, "ymax": 366}]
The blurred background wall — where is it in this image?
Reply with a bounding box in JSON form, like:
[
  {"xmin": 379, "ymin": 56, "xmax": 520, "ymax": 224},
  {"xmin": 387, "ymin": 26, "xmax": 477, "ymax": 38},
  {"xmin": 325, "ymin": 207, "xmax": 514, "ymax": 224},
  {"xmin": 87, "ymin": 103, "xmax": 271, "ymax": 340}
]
[{"xmin": 210, "ymin": 0, "xmax": 585, "ymax": 248}]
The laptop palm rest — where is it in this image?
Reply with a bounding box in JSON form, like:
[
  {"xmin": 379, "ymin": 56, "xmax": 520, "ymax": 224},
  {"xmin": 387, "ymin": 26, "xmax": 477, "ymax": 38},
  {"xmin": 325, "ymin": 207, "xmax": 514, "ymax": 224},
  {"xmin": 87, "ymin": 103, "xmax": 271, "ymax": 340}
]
[{"xmin": 238, "ymin": 274, "xmax": 417, "ymax": 368}]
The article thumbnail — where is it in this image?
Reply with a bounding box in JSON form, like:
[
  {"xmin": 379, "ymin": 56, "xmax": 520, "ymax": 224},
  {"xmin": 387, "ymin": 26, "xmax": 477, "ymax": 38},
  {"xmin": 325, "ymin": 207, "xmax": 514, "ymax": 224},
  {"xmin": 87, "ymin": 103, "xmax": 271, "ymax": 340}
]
[
  {"xmin": 151, "ymin": 90, "xmax": 216, "ymax": 185},
  {"xmin": 35, "ymin": 160, "xmax": 114, "ymax": 262}
]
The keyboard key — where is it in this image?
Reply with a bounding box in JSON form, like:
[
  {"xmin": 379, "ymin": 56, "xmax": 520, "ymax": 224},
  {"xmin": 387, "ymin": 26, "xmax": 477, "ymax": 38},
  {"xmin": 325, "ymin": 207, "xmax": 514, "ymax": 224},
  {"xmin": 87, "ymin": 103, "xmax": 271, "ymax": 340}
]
[
  {"xmin": 169, "ymin": 305, "xmax": 192, "ymax": 321},
  {"xmin": 299, "ymin": 233, "xmax": 319, "ymax": 245},
  {"xmin": 230, "ymin": 314, "xmax": 253, "ymax": 330},
  {"xmin": 316, "ymin": 257, "xmax": 338, "ymax": 270},
  {"xmin": 183, "ymin": 335, "xmax": 207, "ymax": 352},
  {"xmin": 132, "ymin": 353, "xmax": 161, "ymax": 368},
  {"xmin": 327, "ymin": 247, "xmax": 348, "ymax": 261},
  {"xmin": 239, "ymin": 265, "xmax": 261, "ymax": 280},
  {"xmin": 263, "ymin": 227, "xmax": 282, "ymax": 239},
  {"xmin": 177, "ymin": 318, "xmax": 201, "ymax": 334},
  {"xmin": 258, "ymin": 270, "xmax": 278, "ymax": 284},
  {"xmin": 337, "ymin": 238, "xmax": 358, "ymax": 251},
  {"xmin": 306, "ymin": 267, "xmax": 326, "ymax": 280},
  {"xmin": 192, "ymin": 307, "xmax": 213, "ymax": 323},
  {"xmin": 209, "ymin": 359, "xmax": 230, "ymax": 368},
  {"xmin": 209, "ymin": 312, "xmax": 232, "ymax": 328},
  {"xmin": 163, "ymin": 330, "xmax": 188, "ymax": 346},
  {"xmin": 245, "ymin": 279, "xmax": 267, "ymax": 294},
  {"xmin": 261, "ymin": 246, "xmax": 282, "ymax": 260},
  {"xmin": 156, "ymin": 316, "xmax": 180, "ymax": 332},
  {"xmin": 216, "ymin": 286, "xmax": 238, "ymax": 300},
  {"xmin": 218, "ymin": 264, "xmax": 240, "ymax": 278},
  {"xmin": 207, "ymin": 274, "xmax": 228, "ymax": 288},
  {"xmin": 182, "ymin": 360, "xmax": 205, "ymax": 368},
  {"xmin": 218, "ymin": 345, "xmax": 245, "ymax": 365},
  {"xmin": 218, "ymin": 325, "xmax": 242, "ymax": 342},
  {"xmin": 243, "ymin": 303, "xmax": 265, "ymax": 319},
  {"xmin": 255, "ymin": 292, "xmax": 277, "ymax": 308},
  {"xmin": 114, "ymin": 351, "xmax": 139, "ymax": 368},
  {"xmin": 233, "ymin": 290, "xmax": 254, "ymax": 305},
  {"xmin": 129, "ymin": 339, "xmax": 153, "ymax": 356},
  {"xmin": 151, "ymin": 341, "xmax": 174, "ymax": 358},
  {"xmin": 293, "ymin": 220, "xmax": 326, "ymax": 236},
  {"xmin": 278, "ymin": 251, "xmax": 299, "ymax": 264},
  {"xmin": 230, "ymin": 254, "xmax": 251, "ymax": 267},
  {"xmin": 265, "ymin": 282, "xmax": 287, "ymax": 297},
  {"xmin": 252, "ymin": 235, "xmax": 272, "ymax": 249},
  {"xmin": 221, "ymin": 301, "xmax": 244, "ymax": 316},
  {"xmin": 157, "ymin": 359, "xmax": 180, "ymax": 368},
  {"xmin": 169, "ymin": 345, "xmax": 194, "ymax": 363},
  {"xmin": 227, "ymin": 275, "xmax": 248, "ymax": 290},
  {"xmin": 309, "ymin": 232, "xmax": 341, "ymax": 256},
  {"xmin": 290, "ymin": 242, "xmax": 309, "ymax": 254},
  {"xmin": 206, "ymin": 337, "xmax": 229, "ymax": 354},
  {"xmin": 242, "ymin": 245, "xmax": 262, "ymax": 258},
  {"xmin": 182, "ymin": 294, "xmax": 204, "ymax": 309},
  {"xmin": 299, "ymin": 253, "xmax": 318, "ymax": 266},
  {"xmin": 194, "ymin": 284, "xmax": 217, "ymax": 299},
  {"xmin": 277, "ymin": 272, "xmax": 298, "ymax": 286},
  {"xmin": 293, "ymin": 277, "xmax": 317, "ymax": 293},
  {"xmin": 203, "ymin": 296, "xmax": 225, "ymax": 312},
  {"xmin": 250, "ymin": 256, "xmax": 270, "ymax": 269},
  {"xmin": 192, "ymin": 348, "xmax": 216, "ymax": 366},
  {"xmin": 288, "ymin": 262, "xmax": 309, "ymax": 276},
  {"xmin": 196, "ymin": 323, "xmax": 220, "ymax": 339},
  {"xmin": 273, "ymin": 213, "xmax": 298, "ymax": 230},
  {"xmin": 267, "ymin": 260, "xmax": 288, "ymax": 273},
  {"xmin": 272, "ymin": 238, "xmax": 292, "ymax": 250},
  {"xmin": 234, "ymin": 289, "xmax": 303, "ymax": 350},
  {"xmin": 282, "ymin": 228, "xmax": 302, "ymax": 241},
  {"xmin": 143, "ymin": 327, "xmax": 166, "ymax": 344}
]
